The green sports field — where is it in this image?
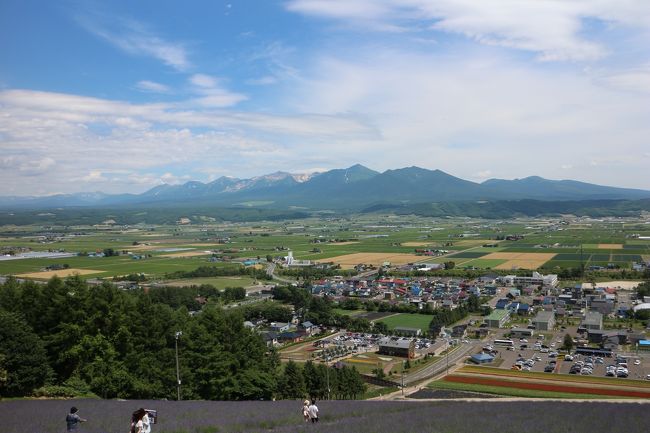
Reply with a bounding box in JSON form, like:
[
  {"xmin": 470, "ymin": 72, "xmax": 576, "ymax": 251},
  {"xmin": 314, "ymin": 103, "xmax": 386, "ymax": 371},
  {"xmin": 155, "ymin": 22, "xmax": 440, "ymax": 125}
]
[{"xmin": 376, "ymin": 313, "xmax": 433, "ymax": 333}]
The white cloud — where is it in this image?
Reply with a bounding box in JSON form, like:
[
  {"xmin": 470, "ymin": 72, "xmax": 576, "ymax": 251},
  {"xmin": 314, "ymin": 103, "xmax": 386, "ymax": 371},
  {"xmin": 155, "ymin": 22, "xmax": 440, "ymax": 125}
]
[
  {"xmin": 286, "ymin": 0, "xmax": 650, "ymax": 61},
  {"xmin": 188, "ymin": 74, "xmax": 248, "ymax": 107},
  {"xmin": 600, "ymin": 66, "xmax": 650, "ymax": 93},
  {"xmin": 0, "ymin": 88, "xmax": 375, "ymax": 194},
  {"xmin": 76, "ymin": 14, "xmax": 191, "ymax": 71},
  {"xmin": 135, "ymin": 80, "xmax": 171, "ymax": 93},
  {"xmin": 81, "ymin": 170, "xmax": 108, "ymax": 182},
  {"xmin": 286, "ymin": 48, "xmax": 650, "ymax": 188},
  {"xmin": 189, "ymin": 74, "xmax": 218, "ymax": 88}
]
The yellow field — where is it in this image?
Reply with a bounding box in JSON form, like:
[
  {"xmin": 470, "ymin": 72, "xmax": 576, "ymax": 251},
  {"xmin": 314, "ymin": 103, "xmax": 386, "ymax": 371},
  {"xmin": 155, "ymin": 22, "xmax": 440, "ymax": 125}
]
[
  {"xmin": 320, "ymin": 252, "xmax": 426, "ymax": 268},
  {"xmin": 159, "ymin": 251, "xmax": 212, "ymax": 258},
  {"xmin": 17, "ymin": 268, "xmax": 104, "ymax": 279},
  {"xmin": 598, "ymin": 244, "xmax": 623, "ymax": 249},
  {"xmin": 482, "ymin": 252, "xmax": 556, "ymax": 270},
  {"xmin": 402, "ymin": 242, "xmax": 432, "ymax": 247}
]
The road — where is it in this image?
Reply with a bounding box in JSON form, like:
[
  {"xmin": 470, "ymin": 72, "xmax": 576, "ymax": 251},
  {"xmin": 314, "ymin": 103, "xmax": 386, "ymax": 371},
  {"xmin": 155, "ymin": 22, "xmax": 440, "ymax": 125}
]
[
  {"xmin": 266, "ymin": 263, "xmax": 296, "ymax": 284},
  {"xmin": 403, "ymin": 342, "xmax": 478, "ymax": 385}
]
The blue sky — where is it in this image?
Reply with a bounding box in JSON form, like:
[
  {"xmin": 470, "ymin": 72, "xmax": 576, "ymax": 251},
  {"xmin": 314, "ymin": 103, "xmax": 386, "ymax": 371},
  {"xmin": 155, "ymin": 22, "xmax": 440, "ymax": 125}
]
[{"xmin": 1, "ymin": 0, "xmax": 649, "ymax": 195}]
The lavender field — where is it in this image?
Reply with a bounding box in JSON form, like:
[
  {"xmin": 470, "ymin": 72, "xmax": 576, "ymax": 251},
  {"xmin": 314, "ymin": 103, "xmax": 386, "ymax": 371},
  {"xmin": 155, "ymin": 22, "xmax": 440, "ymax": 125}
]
[{"xmin": 2, "ymin": 399, "xmax": 649, "ymax": 433}]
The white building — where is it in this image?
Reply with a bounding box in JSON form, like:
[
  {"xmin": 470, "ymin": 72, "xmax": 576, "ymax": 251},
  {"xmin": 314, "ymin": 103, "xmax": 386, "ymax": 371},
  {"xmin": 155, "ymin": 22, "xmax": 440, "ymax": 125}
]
[{"xmin": 502, "ymin": 272, "xmax": 558, "ymax": 288}]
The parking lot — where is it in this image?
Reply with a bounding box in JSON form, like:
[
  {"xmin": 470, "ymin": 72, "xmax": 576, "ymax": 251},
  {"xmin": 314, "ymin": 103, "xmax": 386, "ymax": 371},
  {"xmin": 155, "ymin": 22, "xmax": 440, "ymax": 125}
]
[{"xmin": 481, "ymin": 334, "xmax": 650, "ymax": 381}]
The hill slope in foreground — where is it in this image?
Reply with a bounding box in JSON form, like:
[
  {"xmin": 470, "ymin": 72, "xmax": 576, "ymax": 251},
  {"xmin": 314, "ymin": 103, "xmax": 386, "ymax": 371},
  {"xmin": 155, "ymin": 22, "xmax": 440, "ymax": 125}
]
[{"xmin": 2, "ymin": 399, "xmax": 648, "ymax": 433}]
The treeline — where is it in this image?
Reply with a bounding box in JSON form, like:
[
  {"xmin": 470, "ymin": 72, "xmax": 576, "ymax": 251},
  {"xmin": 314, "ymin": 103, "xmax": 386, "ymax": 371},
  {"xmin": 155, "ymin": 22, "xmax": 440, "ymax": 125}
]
[
  {"xmin": 0, "ymin": 276, "xmax": 277, "ymax": 400},
  {"xmin": 165, "ymin": 264, "xmax": 271, "ymax": 281},
  {"xmin": 362, "ymin": 199, "xmax": 650, "ymax": 218},
  {"xmin": 278, "ymin": 360, "xmax": 365, "ymax": 400},
  {"xmin": 547, "ymin": 266, "xmax": 650, "ymax": 280},
  {"xmin": 0, "ymin": 276, "xmax": 370, "ymax": 401},
  {"xmin": 428, "ymin": 295, "xmax": 485, "ymax": 334},
  {"xmin": 339, "ymin": 294, "xmax": 489, "ymax": 317},
  {"xmin": 0, "ymin": 206, "xmax": 310, "ymax": 226},
  {"xmin": 146, "ymin": 285, "xmax": 246, "ymax": 310},
  {"xmin": 277, "ymin": 267, "xmax": 358, "ymax": 280}
]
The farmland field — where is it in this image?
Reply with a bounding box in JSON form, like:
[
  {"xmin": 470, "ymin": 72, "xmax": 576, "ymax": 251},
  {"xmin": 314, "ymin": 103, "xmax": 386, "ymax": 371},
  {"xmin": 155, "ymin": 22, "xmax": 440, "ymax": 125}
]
[
  {"xmin": 318, "ymin": 252, "xmax": 426, "ymax": 268},
  {"xmin": 1, "ymin": 215, "xmax": 649, "ymax": 281},
  {"xmin": 480, "ymin": 252, "xmax": 556, "ymax": 270},
  {"xmin": 161, "ymin": 276, "xmax": 257, "ymax": 289},
  {"xmin": 1, "ymin": 399, "xmax": 649, "ymax": 433},
  {"xmin": 15, "ymin": 268, "xmax": 104, "ymax": 279}
]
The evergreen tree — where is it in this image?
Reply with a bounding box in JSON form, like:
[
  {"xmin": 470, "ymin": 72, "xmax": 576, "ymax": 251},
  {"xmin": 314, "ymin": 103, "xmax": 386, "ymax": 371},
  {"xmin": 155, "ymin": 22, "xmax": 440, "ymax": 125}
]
[
  {"xmin": 0, "ymin": 310, "xmax": 52, "ymax": 396},
  {"xmin": 279, "ymin": 360, "xmax": 306, "ymax": 399}
]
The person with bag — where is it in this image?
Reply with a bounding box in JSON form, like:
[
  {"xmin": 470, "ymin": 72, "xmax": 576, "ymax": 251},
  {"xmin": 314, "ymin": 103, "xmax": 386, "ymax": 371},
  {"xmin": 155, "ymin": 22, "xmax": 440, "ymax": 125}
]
[
  {"xmin": 66, "ymin": 406, "xmax": 87, "ymax": 432},
  {"xmin": 130, "ymin": 408, "xmax": 147, "ymax": 433}
]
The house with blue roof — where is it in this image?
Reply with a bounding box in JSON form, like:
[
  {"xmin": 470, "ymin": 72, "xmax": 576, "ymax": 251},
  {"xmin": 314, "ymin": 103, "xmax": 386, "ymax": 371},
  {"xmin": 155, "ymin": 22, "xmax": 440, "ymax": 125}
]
[
  {"xmin": 495, "ymin": 298, "xmax": 510, "ymax": 309},
  {"xmin": 517, "ymin": 303, "xmax": 531, "ymax": 315}
]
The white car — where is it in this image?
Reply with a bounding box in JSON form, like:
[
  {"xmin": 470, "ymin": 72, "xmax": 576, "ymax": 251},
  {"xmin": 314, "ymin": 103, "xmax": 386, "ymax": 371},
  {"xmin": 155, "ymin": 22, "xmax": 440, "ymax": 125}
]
[{"xmin": 634, "ymin": 359, "xmax": 641, "ymax": 365}]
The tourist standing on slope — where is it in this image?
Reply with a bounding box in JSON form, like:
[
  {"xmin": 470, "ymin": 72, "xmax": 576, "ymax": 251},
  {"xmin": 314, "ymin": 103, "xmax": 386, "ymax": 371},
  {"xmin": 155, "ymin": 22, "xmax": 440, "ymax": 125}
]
[
  {"xmin": 142, "ymin": 409, "xmax": 152, "ymax": 433},
  {"xmin": 66, "ymin": 407, "xmax": 87, "ymax": 432},
  {"xmin": 308, "ymin": 399, "xmax": 319, "ymax": 423},
  {"xmin": 130, "ymin": 408, "xmax": 147, "ymax": 433}
]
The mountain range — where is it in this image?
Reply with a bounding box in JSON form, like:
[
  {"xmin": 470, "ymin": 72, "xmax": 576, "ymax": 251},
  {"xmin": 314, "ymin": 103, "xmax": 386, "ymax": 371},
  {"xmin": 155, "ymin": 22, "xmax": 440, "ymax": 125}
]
[{"xmin": 2, "ymin": 164, "xmax": 650, "ymax": 210}]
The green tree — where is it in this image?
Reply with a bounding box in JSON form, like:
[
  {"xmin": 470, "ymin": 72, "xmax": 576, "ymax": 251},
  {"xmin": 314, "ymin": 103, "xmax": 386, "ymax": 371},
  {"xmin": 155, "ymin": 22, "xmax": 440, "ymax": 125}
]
[
  {"xmin": 279, "ymin": 360, "xmax": 306, "ymax": 399},
  {"xmin": 562, "ymin": 333, "xmax": 574, "ymax": 352},
  {"xmin": 0, "ymin": 310, "xmax": 52, "ymax": 396}
]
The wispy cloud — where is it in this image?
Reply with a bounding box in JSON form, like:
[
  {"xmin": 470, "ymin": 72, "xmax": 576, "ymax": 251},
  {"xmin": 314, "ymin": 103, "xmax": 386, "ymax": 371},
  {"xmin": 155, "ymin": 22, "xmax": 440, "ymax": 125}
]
[
  {"xmin": 600, "ymin": 66, "xmax": 650, "ymax": 93},
  {"xmin": 135, "ymin": 80, "xmax": 171, "ymax": 93},
  {"xmin": 76, "ymin": 13, "xmax": 191, "ymax": 70},
  {"xmin": 286, "ymin": 0, "xmax": 650, "ymax": 61},
  {"xmin": 188, "ymin": 74, "xmax": 248, "ymax": 107}
]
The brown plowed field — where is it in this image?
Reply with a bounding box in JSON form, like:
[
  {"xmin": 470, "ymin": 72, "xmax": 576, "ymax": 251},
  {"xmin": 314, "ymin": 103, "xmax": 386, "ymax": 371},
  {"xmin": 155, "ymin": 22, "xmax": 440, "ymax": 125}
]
[
  {"xmin": 319, "ymin": 252, "xmax": 426, "ymax": 267},
  {"xmin": 17, "ymin": 268, "xmax": 104, "ymax": 279},
  {"xmin": 444, "ymin": 375, "xmax": 650, "ymax": 399}
]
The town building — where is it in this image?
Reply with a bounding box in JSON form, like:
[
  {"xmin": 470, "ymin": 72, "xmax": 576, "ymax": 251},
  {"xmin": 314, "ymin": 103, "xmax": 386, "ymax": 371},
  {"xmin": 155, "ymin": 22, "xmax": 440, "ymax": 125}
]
[
  {"xmin": 484, "ymin": 309, "xmax": 510, "ymax": 328},
  {"xmin": 581, "ymin": 311, "xmax": 603, "ymax": 331},
  {"xmin": 378, "ymin": 337, "xmax": 415, "ymax": 358},
  {"xmin": 532, "ymin": 311, "xmax": 555, "ymax": 331}
]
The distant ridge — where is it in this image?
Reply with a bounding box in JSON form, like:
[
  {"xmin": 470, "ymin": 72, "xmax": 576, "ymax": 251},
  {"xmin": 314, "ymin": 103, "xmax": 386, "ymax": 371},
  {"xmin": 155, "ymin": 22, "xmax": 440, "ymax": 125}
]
[{"xmin": 1, "ymin": 164, "xmax": 650, "ymax": 210}]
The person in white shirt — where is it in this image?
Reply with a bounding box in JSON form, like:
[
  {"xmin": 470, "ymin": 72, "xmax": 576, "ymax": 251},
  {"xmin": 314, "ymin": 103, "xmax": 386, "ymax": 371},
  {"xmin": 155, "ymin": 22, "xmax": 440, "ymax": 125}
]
[
  {"xmin": 308, "ymin": 400, "xmax": 319, "ymax": 423},
  {"xmin": 142, "ymin": 411, "xmax": 151, "ymax": 433}
]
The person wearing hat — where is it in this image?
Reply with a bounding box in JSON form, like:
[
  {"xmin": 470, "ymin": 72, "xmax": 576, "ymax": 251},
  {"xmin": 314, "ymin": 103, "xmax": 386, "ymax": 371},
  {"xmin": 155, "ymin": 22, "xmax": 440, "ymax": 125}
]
[
  {"xmin": 66, "ymin": 407, "xmax": 87, "ymax": 432},
  {"xmin": 302, "ymin": 400, "xmax": 310, "ymax": 422}
]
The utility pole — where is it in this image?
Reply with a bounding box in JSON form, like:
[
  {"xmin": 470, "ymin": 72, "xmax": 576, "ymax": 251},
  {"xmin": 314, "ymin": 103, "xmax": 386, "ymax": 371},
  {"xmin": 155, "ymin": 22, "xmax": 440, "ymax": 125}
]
[
  {"xmin": 326, "ymin": 356, "xmax": 331, "ymax": 400},
  {"xmin": 446, "ymin": 340, "xmax": 450, "ymax": 376},
  {"xmin": 175, "ymin": 331, "xmax": 183, "ymax": 401},
  {"xmin": 401, "ymin": 360, "xmax": 405, "ymax": 396}
]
